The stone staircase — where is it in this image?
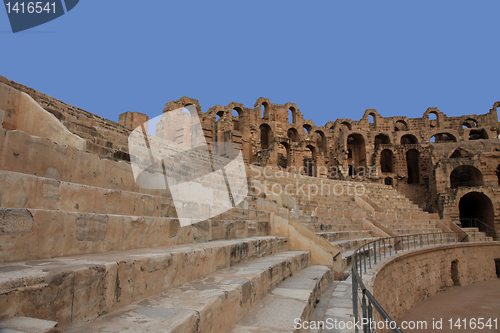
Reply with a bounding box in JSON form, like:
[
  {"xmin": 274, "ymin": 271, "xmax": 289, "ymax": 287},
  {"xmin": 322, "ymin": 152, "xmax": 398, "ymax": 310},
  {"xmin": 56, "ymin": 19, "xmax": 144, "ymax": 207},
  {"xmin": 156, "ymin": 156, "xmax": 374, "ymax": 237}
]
[{"xmin": 247, "ymin": 167, "xmax": 452, "ymax": 272}]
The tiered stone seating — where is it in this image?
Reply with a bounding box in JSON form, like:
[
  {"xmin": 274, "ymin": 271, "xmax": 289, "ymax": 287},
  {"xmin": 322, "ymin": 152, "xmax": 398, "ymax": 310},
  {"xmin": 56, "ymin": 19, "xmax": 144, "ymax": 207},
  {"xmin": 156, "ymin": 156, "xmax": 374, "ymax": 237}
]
[
  {"xmin": 0, "ymin": 89, "xmax": 335, "ymax": 332},
  {"xmin": 0, "ymin": 82, "xmax": 470, "ymax": 332},
  {"xmin": 246, "ymin": 167, "xmax": 453, "ymax": 272}
]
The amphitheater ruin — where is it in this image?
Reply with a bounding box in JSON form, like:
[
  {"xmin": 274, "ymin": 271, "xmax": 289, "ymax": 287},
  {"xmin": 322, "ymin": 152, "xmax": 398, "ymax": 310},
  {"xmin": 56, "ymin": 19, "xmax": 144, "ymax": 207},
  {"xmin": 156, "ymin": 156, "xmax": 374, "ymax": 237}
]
[{"xmin": 0, "ymin": 75, "xmax": 498, "ymax": 332}]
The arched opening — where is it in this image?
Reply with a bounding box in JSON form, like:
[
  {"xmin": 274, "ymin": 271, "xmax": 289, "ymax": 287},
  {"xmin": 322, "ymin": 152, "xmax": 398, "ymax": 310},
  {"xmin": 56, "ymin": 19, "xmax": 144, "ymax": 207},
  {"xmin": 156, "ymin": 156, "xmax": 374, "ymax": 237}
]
[
  {"xmin": 459, "ymin": 192, "xmax": 495, "ymax": 236},
  {"xmin": 304, "ymin": 145, "xmax": 316, "ymax": 177},
  {"xmin": 215, "ymin": 110, "xmax": 224, "ymax": 122},
  {"xmin": 449, "ymin": 148, "xmax": 471, "ymax": 159},
  {"xmin": 380, "ymin": 149, "xmax": 393, "ymax": 173},
  {"xmin": 430, "ymin": 133, "xmax": 457, "ymax": 143},
  {"xmin": 496, "ymin": 164, "xmax": 500, "ymax": 185},
  {"xmin": 277, "ymin": 142, "xmax": 290, "ymax": 169},
  {"xmin": 368, "ymin": 113, "xmax": 376, "ymax": 130},
  {"xmin": 288, "ymin": 107, "xmax": 296, "ymax": 124},
  {"xmin": 260, "ymin": 124, "xmax": 272, "ymax": 149},
  {"xmin": 315, "ymin": 130, "xmax": 326, "ymax": 152},
  {"xmin": 429, "ymin": 111, "xmax": 438, "ymax": 128},
  {"xmin": 374, "ymin": 134, "xmax": 391, "ymax": 147},
  {"xmin": 462, "ymin": 118, "xmax": 477, "ymax": 129},
  {"xmin": 401, "ymin": 134, "xmax": 418, "ymax": 145},
  {"xmin": 287, "ymin": 128, "xmax": 299, "ymax": 142},
  {"xmin": 469, "ymin": 129, "xmax": 488, "ymax": 140},
  {"xmin": 261, "ymin": 102, "xmax": 269, "ymax": 119},
  {"xmin": 450, "ymin": 165, "xmax": 483, "ymax": 188},
  {"xmin": 347, "ymin": 134, "xmax": 366, "ymax": 172},
  {"xmin": 303, "ymin": 124, "xmax": 312, "ymax": 134},
  {"xmin": 406, "ymin": 149, "xmax": 420, "ymax": 184},
  {"xmin": 232, "ymin": 108, "xmax": 241, "ymax": 131},
  {"xmin": 395, "ymin": 120, "xmax": 408, "ymax": 131},
  {"xmin": 341, "ymin": 122, "xmax": 352, "ymax": 131}
]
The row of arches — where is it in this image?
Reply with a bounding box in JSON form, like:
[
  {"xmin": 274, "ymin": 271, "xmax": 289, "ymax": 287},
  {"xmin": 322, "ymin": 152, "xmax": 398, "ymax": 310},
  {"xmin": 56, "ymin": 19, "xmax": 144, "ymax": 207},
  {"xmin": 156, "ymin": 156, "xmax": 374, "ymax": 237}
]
[{"xmin": 257, "ymin": 123, "xmax": 489, "ymax": 154}]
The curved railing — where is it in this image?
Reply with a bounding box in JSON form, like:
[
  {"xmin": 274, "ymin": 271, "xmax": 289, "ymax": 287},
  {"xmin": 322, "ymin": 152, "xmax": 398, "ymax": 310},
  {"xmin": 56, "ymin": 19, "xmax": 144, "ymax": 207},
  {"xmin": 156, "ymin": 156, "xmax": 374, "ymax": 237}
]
[{"xmin": 351, "ymin": 231, "xmax": 492, "ymax": 333}]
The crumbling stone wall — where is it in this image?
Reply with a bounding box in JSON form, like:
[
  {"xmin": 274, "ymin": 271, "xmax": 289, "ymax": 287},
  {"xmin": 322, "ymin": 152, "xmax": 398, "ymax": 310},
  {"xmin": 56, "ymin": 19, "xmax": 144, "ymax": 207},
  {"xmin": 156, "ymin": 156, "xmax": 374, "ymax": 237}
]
[{"xmin": 1, "ymin": 76, "xmax": 499, "ymax": 235}]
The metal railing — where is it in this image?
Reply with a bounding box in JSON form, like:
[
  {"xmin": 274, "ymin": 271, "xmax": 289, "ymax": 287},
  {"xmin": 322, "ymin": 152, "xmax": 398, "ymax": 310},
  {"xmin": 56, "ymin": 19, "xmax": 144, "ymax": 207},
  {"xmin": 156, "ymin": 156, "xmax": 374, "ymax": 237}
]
[
  {"xmin": 455, "ymin": 218, "xmax": 499, "ymax": 241},
  {"xmin": 351, "ymin": 231, "xmax": 493, "ymax": 333}
]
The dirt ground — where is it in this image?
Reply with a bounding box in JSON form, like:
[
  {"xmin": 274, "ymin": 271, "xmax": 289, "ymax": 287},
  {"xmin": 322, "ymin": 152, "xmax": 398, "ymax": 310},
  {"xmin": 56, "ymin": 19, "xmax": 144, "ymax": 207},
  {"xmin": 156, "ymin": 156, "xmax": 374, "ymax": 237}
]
[{"xmin": 396, "ymin": 279, "xmax": 500, "ymax": 333}]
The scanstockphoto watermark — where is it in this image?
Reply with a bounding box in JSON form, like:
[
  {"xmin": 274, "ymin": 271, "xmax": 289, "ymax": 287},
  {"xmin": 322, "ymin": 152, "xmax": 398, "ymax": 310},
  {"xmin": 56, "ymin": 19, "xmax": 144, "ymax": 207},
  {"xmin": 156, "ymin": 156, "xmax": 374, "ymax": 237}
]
[
  {"xmin": 294, "ymin": 318, "xmax": 405, "ymax": 330},
  {"xmin": 250, "ymin": 163, "xmax": 380, "ymax": 180},
  {"xmin": 3, "ymin": 0, "xmax": 80, "ymax": 33},
  {"xmin": 250, "ymin": 164, "xmax": 369, "ymax": 200}
]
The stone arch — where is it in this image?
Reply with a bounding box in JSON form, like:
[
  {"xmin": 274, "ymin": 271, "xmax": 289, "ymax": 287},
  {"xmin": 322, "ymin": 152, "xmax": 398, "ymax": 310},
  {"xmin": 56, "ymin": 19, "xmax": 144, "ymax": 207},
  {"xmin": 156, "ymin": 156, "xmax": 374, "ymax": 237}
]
[
  {"xmin": 277, "ymin": 141, "xmax": 291, "ymax": 169},
  {"xmin": 395, "ymin": 120, "xmax": 408, "ymax": 131},
  {"xmin": 303, "ymin": 124, "xmax": 312, "ymax": 134},
  {"xmin": 315, "ymin": 130, "xmax": 326, "ymax": 152},
  {"xmin": 406, "ymin": 149, "xmax": 420, "ymax": 184},
  {"xmin": 260, "ymin": 123, "xmax": 272, "ymax": 149},
  {"xmin": 368, "ymin": 112, "xmax": 377, "ymax": 130},
  {"xmin": 340, "ymin": 121, "xmax": 352, "ymax": 131},
  {"xmin": 380, "ymin": 149, "xmax": 394, "ymax": 173},
  {"xmin": 430, "ymin": 133, "xmax": 457, "ymax": 143},
  {"xmin": 215, "ymin": 110, "xmax": 225, "ymax": 122},
  {"xmin": 232, "ymin": 107, "xmax": 242, "ymax": 131},
  {"xmin": 462, "ymin": 118, "xmax": 478, "ymax": 129},
  {"xmin": 469, "ymin": 129, "xmax": 488, "ymax": 140},
  {"xmin": 261, "ymin": 101, "xmax": 269, "ymax": 119},
  {"xmin": 401, "ymin": 134, "xmax": 418, "ymax": 145},
  {"xmin": 287, "ymin": 128, "xmax": 299, "ymax": 142},
  {"xmin": 304, "ymin": 145, "xmax": 316, "ymax": 177},
  {"xmin": 459, "ymin": 192, "xmax": 495, "ymax": 236},
  {"xmin": 428, "ymin": 110, "xmax": 439, "ymax": 128},
  {"xmin": 450, "ymin": 165, "xmax": 483, "ymax": 188},
  {"xmin": 374, "ymin": 133, "xmax": 391, "ymax": 147},
  {"xmin": 347, "ymin": 133, "xmax": 366, "ymax": 171},
  {"xmin": 288, "ymin": 107, "xmax": 296, "ymax": 125}
]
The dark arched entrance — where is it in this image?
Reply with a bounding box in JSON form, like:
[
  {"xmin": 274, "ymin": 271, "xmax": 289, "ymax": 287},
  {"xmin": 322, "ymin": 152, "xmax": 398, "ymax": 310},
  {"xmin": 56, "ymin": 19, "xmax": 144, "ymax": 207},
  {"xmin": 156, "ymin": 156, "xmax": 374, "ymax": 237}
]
[
  {"xmin": 380, "ymin": 149, "xmax": 393, "ymax": 173},
  {"xmin": 450, "ymin": 165, "xmax": 483, "ymax": 188},
  {"xmin": 406, "ymin": 149, "xmax": 420, "ymax": 184},
  {"xmin": 459, "ymin": 192, "xmax": 495, "ymax": 236}
]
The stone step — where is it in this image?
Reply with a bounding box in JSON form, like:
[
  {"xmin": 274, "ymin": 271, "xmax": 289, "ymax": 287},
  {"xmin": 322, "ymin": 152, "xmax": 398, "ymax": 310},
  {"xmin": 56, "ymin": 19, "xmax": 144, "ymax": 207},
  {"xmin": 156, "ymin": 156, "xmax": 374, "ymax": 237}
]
[
  {"xmin": 299, "ymin": 216, "xmax": 367, "ymax": 225},
  {"xmin": 0, "ymin": 316, "xmax": 61, "ymax": 333},
  {"xmin": 229, "ymin": 265, "xmax": 332, "ymax": 332},
  {"xmin": 0, "ymin": 208, "xmax": 270, "ymax": 262},
  {"xmin": 306, "ymin": 223, "xmax": 366, "ymax": 233},
  {"xmin": 330, "ymin": 237, "xmax": 379, "ymax": 252},
  {"xmin": 0, "ymin": 236, "xmax": 287, "ymax": 329},
  {"xmin": 391, "ymin": 228, "xmax": 443, "ymax": 235},
  {"xmin": 317, "ymin": 230, "xmax": 374, "ymax": 242},
  {"xmin": 66, "ymin": 250, "xmax": 310, "ymax": 333},
  {"xmin": 0, "ymin": 169, "xmax": 271, "ymax": 222}
]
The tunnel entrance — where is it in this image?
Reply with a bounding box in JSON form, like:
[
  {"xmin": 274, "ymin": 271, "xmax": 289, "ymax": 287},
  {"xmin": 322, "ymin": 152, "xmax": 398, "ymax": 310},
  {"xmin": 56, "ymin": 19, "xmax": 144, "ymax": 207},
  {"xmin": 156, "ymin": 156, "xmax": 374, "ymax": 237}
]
[{"xmin": 459, "ymin": 192, "xmax": 495, "ymax": 237}]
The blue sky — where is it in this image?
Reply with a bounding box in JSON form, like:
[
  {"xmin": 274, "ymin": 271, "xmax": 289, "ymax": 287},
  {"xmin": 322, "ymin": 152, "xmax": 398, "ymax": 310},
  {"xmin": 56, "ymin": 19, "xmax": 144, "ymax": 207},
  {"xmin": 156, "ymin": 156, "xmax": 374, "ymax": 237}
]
[{"xmin": 1, "ymin": 1, "xmax": 499, "ymax": 127}]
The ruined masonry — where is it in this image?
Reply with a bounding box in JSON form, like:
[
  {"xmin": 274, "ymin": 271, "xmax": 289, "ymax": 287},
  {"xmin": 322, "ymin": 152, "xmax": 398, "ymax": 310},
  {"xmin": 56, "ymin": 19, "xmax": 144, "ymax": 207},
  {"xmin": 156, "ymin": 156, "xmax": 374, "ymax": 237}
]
[{"xmin": 0, "ymin": 75, "xmax": 498, "ymax": 332}]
